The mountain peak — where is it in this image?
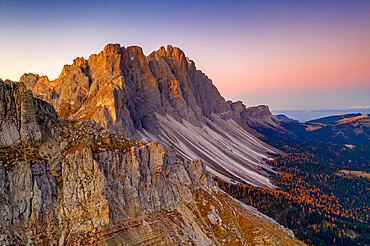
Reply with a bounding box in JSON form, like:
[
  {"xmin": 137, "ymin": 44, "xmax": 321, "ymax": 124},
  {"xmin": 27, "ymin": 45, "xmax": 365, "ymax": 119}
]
[
  {"xmin": 103, "ymin": 43, "xmax": 121, "ymax": 55},
  {"xmin": 19, "ymin": 73, "xmax": 42, "ymax": 89},
  {"xmin": 20, "ymin": 72, "xmax": 40, "ymax": 81},
  {"xmin": 153, "ymin": 45, "xmax": 185, "ymax": 61},
  {"xmin": 245, "ymin": 105, "xmax": 273, "ymax": 116},
  {"xmin": 72, "ymin": 57, "xmax": 87, "ymax": 67},
  {"xmin": 20, "ymin": 43, "xmax": 279, "ymax": 188}
]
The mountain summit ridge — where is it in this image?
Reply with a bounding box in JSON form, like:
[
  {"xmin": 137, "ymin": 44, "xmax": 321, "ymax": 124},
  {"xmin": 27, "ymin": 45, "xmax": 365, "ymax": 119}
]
[
  {"xmin": 21, "ymin": 43, "xmax": 231, "ymax": 135},
  {"xmin": 20, "ymin": 43, "xmax": 279, "ymax": 188}
]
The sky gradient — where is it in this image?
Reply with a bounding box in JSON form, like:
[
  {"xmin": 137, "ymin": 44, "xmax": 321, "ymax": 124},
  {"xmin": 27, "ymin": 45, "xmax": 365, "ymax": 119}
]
[{"xmin": 0, "ymin": 0, "xmax": 369, "ymax": 111}]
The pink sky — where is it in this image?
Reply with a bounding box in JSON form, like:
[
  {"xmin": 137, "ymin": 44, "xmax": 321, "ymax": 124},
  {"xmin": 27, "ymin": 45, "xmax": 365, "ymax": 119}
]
[{"xmin": 0, "ymin": 0, "xmax": 369, "ymax": 110}]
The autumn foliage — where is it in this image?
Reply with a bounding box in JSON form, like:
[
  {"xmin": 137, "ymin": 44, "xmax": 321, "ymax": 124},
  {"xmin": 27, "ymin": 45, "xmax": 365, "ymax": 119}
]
[{"xmin": 215, "ymin": 141, "xmax": 370, "ymax": 246}]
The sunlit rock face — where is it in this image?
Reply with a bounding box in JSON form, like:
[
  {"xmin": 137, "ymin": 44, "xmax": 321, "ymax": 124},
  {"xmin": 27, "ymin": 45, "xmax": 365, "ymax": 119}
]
[
  {"xmin": 21, "ymin": 44, "xmax": 231, "ymax": 138},
  {"xmin": 0, "ymin": 80, "xmax": 304, "ymax": 245},
  {"xmin": 20, "ymin": 44, "xmax": 280, "ymax": 188}
]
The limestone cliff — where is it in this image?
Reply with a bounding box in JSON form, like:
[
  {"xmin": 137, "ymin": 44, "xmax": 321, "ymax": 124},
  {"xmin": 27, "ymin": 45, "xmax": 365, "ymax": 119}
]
[
  {"xmin": 0, "ymin": 80, "xmax": 304, "ymax": 245},
  {"xmin": 20, "ymin": 44, "xmax": 280, "ymax": 188},
  {"xmin": 240, "ymin": 105, "xmax": 284, "ymax": 130}
]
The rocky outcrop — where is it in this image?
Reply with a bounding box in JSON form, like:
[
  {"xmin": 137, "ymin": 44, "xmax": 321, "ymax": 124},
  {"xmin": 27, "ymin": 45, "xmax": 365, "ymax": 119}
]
[
  {"xmin": 0, "ymin": 80, "xmax": 42, "ymax": 147},
  {"xmin": 0, "ymin": 80, "xmax": 304, "ymax": 245},
  {"xmin": 20, "ymin": 43, "xmax": 280, "ymax": 187},
  {"xmin": 240, "ymin": 105, "xmax": 281, "ymax": 129}
]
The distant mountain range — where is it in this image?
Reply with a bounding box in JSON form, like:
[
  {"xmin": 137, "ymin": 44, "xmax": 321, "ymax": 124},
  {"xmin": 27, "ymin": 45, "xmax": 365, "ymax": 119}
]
[
  {"xmin": 306, "ymin": 113, "xmax": 362, "ymax": 124},
  {"xmin": 274, "ymin": 114, "xmax": 296, "ymax": 122},
  {"xmin": 272, "ymin": 109, "xmax": 370, "ymax": 122},
  {"xmin": 245, "ymin": 106, "xmax": 370, "ymax": 145}
]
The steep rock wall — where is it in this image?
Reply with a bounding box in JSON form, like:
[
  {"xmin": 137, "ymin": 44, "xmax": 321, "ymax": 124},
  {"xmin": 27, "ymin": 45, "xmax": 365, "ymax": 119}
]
[{"xmin": 0, "ymin": 81, "xmax": 303, "ymax": 245}]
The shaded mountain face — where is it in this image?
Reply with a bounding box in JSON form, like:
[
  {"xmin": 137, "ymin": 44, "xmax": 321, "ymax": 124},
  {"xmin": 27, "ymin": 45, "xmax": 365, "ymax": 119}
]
[
  {"xmin": 0, "ymin": 80, "xmax": 303, "ymax": 245},
  {"xmin": 240, "ymin": 105, "xmax": 370, "ymax": 145},
  {"xmin": 275, "ymin": 114, "xmax": 296, "ymax": 122},
  {"xmin": 20, "ymin": 44, "xmax": 278, "ymax": 188},
  {"xmin": 308, "ymin": 114, "xmax": 370, "ymax": 144}
]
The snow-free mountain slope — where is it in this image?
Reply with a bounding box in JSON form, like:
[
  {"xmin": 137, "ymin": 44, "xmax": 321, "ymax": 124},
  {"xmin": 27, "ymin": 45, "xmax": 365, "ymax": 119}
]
[
  {"xmin": 275, "ymin": 114, "xmax": 296, "ymax": 122},
  {"xmin": 21, "ymin": 43, "xmax": 280, "ymax": 187},
  {"xmin": 0, "ymin": 79, "xmax": 303, "ymax": 245}
]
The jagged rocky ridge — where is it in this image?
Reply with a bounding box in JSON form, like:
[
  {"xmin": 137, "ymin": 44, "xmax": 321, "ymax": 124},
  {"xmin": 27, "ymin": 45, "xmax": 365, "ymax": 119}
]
[
  {"xmin": 0, "ymin": 80, "xmax": 304, "ymax": 245},
  {"xmin": 20, "ymin": 43, "xmax": 279, "ymax": 188}
]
